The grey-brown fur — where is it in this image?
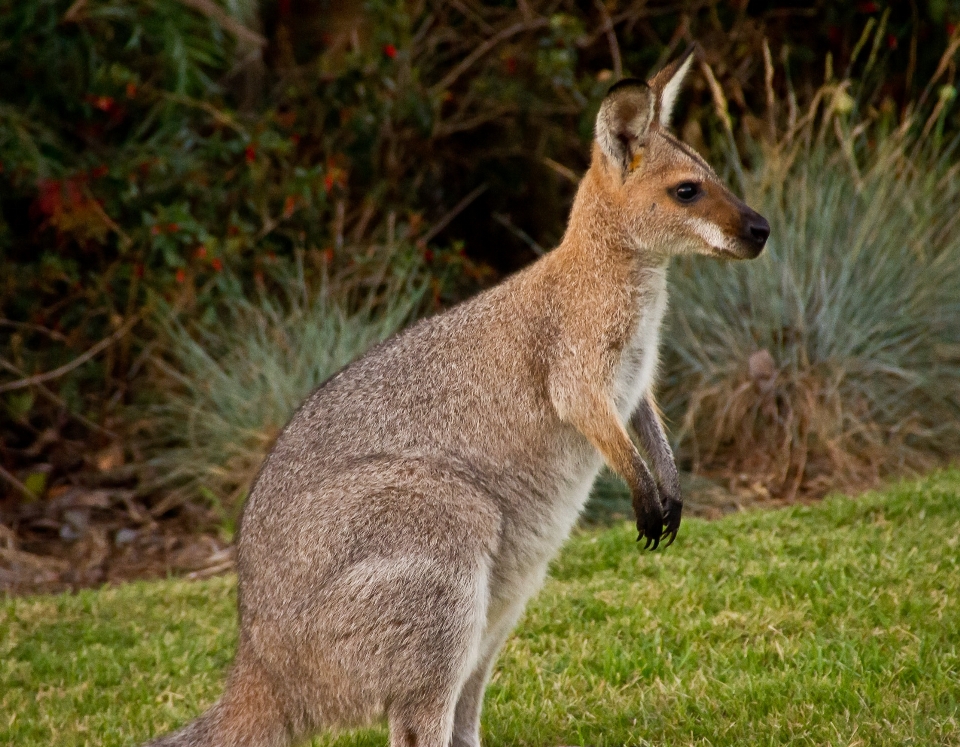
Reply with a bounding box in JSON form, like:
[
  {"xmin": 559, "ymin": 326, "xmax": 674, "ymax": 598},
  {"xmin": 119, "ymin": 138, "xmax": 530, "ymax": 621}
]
[{"xmin": 140, "ymin": 47, "xmax": 768, "ymax": 747}]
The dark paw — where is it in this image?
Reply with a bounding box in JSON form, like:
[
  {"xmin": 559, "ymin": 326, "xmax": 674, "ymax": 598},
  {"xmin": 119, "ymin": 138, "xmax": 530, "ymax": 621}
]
[
  {"xmin": 660, "ymin": 491, "xmax": 683, "ymax": 548},
  {"xmin": 632, "ymin": 481, "xmax": 664, "ymax": 550}
]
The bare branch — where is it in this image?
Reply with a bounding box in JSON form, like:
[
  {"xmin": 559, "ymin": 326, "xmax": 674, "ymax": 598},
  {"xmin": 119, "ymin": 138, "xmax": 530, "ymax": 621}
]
[
  {"xmin": 594, "ymin": 0, "xmax": 623, "ymax": 80},
  {"xmin": 542, "ymin": 157, "xmax": 580, "ymax": 184},
  {"xmin": 0, "ymin": 464, "xmax": 38, "ymax": 502},
  {"xmin": 419, "ymin": 183, "xmax": 489, "ymax": 245},
  {"xmin": 431, "ymin": 18, "xmax": 548, "ymax": 95},
  {"xmin": 0, "ymin": 316, "xmax": 140, "ymax": 394}
]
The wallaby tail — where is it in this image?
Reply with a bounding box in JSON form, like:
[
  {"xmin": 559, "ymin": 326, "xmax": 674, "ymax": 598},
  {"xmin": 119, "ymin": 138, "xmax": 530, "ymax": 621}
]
[{"xmin": 141, "ymin": 652, "xmax": 291, "ymax": 747}]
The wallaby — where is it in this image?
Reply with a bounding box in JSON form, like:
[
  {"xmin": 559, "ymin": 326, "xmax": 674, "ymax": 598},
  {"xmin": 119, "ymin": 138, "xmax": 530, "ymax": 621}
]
[{"xmin": 141, "ymin": 47, "xmax": 769, "ymax": 747}]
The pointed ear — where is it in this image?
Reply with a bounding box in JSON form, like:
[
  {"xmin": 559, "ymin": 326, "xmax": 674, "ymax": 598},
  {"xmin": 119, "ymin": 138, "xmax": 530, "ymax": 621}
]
[
  {"xmin": 648, "ymin": 44, "xmax": 698, "ymax": 128},
  {"xmin": 595, "ymin": 79, "xmax": 654, "ymax": 173}
]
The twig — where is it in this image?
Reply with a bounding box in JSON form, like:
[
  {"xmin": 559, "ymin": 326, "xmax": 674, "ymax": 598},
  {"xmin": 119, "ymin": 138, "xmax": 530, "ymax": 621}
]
[
  {"xmin": 431, "ymin": 18, "xmax": 548, "ymax": 94},
  {"xmin": 0, "ymin": 319, "xmax": 69, "ymax": 343},
  {"xmin": 700, "ymin": 59, "xmax": 745, "ymax": 192},
  {"xmin": 516, "ymin": 0, "xmax": 534, "ymax": 23},
  {"xmin": 493, "ymin": 213, "xmax": 544, "ymax": 255},
  {"xmin": 434, "ymin": 105, "xmax": 517, "ymax": 137},
  {"xmin": 648, "ymin": 16, "xmax": 688, "ymax": 77},
  {"xmin": 0, "ymin": 357, "xmax": 116, "ymax": 438},
  {"xmin": 447, "ymin": 0, "xmax": 493, "ymax": 35},
  {"xmin": 0, "ymin": 315, "xmax": 140, "ymax": 394},
  {"xmin": 83, "ymin": 184, "xmax": 132, "ymax": 249},
  {"xmin": 334, "ymin": 200, "xmax": 346, "ymax": 252},
  {"xmin": 177, "ymin": 0, "xmax": 267, "ymax": 48},
  {"xmin": 0, "ymin": 464, "xmax": 38, "ymax": 502},
  {"xmin": 419, "ymin": 183, "xmax": 489, "ymax": 245},
  {"xmin": 163, "ymin": 92, "xmax": 248, "ymax": 135},
  {"xmin": 762, "ymin": 38, "xmax": 776, "ymax": 143},
  {"xmin": 594, "ymin": 0, "xmax": 622, "ymax": 80},
  {"xmin": 542, "ymin": 157, "xmax": 579, "ymax": 184},
  {"xmin": 61, "ymin": 0, "xmax": 87, "ymax": 23},
  {"xmin": 916, "ymin": 26, "xmax": 960, "ymax": 112}
]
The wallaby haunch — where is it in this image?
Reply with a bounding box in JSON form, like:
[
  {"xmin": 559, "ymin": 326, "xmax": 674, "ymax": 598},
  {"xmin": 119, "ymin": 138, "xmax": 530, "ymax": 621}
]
[{"xmin": 141, "ymin": 47, "xmax": 769, "ymax": 747}]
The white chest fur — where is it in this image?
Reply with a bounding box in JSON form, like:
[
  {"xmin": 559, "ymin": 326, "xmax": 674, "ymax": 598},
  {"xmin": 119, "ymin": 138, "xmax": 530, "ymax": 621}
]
[{"xmin": 612, "ymin": 266, "xmax": 668, "ymax": 419}]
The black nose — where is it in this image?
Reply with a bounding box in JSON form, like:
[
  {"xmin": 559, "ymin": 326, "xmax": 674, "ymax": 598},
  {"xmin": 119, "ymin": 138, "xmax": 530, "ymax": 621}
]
[{"xmin": 745, "ymin": 214, "xmax": 770, "ymax": 247}]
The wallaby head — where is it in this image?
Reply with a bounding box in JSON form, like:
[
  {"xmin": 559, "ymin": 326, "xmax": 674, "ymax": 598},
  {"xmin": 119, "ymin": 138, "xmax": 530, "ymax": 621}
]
[{"xmin": 592, "ymin": 46, "xmax": 769, "ymax": 260}]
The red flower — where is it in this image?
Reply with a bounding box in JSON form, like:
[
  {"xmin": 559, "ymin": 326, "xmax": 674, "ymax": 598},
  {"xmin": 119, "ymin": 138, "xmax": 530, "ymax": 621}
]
[
  {"xmin": 175, "ymin": 268, "xmax": 186, "ymax": 283},
  {"xmin": 856, "ymin": 1, "xmax": 879, "ymax": 12},
  {"xmin": 228, "ymin": 225, "xmax": 240, "ymax": 237},
  {"xmin": 150, "ymin": 224, "xmax": 161, "ymax": 236},
  {"xmin": 194, "ymin": 245, "xmax": 207, "ymax": 259},
  {"xmin": 211, "ymin": 257, "xmax": 223, "ymax": 272},
  {"xmin": 383, "ymin": 43, "xmax": 397, "ymax": 59},
  {"xmin": 505, "ymin": 57, "xmax": 518, "ymax": 75},
  {"xmin": 323, "ymin": 173, "xmax": 335, "ymax": 192},
  {"xmin": 283, "ymin": 195, "xmax": 298, "ymax": 218},
  {"xmin": 92, "ymin": 95, "xmax": 116, "ymax": 113},
  {"xmin": 949, "ymin": 23, "xmax": 958, "ymax": 37},
  {"xmin": 254, "ymin": 269, "xmax": 265, "ymax": 285},
  {"xmin": 322, "ymin": 248, "xmax": 333, "ymax": 264},
  {"xmin": 90, "ymin": 165, "xmax": 108, "ymax": 178},
  {"xmin": 134, "ymin": 263, "xmax": 145, "ymax": 279},
  {"xmin": 887, "ymin": 33, "xmax": 898, "ymax": 50},
  {"xmin": 290, "ymin": 133, "xmax": 300, "ymax": 146},
  {"xmin": 125, "ymin": 82, "xmax": 137, "ymax": 98},
  {"xmin": 167, "ymin": 223, "xmax": 180, "ymax": 233},
  {"xmin": 245, "ymin": 144, "xmax": 257, "ymax": 163},
  {"xmin": 423, "ymin": 248, "xmax": 434, "ymax": 263}
]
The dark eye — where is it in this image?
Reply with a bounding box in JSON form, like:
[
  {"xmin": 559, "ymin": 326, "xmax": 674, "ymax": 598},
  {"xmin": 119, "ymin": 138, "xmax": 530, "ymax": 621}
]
[{"xmin": 674, "ymin": 182, "xmax": 701, "ymax": 203}]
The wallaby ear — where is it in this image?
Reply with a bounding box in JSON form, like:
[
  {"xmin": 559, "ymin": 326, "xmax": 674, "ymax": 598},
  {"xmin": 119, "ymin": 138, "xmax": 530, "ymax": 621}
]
[
  {"xmin": 648, "ymin": 44, "xmax": 698, "ymax": 128},
  {"xmin": 595, "ymin": 80, "xmax": 654, "ymax": 173}
]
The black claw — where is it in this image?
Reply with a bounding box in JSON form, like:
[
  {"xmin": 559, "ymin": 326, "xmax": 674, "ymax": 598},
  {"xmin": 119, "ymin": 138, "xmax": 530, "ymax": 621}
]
[
  {"xmin": 637, "ymin": 532, "xmax": 643, "ymax": 542},
  {"xmin": 662, "ymin": 530, "xmax": 677, "ymax": 548},
  {"xmin": 643, "ymin": 536, "xmax": 653, "ymax": 550},
  {"xmin": 649, "ymin": 536, "xmax": 660, "ymax": 551}
]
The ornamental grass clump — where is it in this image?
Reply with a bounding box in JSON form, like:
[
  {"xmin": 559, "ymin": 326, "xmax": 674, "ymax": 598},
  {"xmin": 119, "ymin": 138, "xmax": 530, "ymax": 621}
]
[
  {"xmin": 142, "ymin": 262, "xmax": 424, "ymax": 517},
  {"xmin": 662, "ymin": 79, "xmax": 960, "ymax": 499}
]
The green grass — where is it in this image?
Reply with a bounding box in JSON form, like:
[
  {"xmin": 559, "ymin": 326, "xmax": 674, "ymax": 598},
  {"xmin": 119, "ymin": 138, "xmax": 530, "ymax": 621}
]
[{"xmin": 3, "ymin": 471, "xmax": 960, "ymax": 746}]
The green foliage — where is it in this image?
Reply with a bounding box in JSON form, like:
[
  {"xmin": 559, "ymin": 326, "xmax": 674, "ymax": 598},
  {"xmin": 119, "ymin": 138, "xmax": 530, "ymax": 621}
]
[
  {"xmin": 3, "ymin": 470, "xmax": 960, "ymax": 745},
  {"xmin": 4, "ymin": 0, "xmax": 960, "ymax": 508}
]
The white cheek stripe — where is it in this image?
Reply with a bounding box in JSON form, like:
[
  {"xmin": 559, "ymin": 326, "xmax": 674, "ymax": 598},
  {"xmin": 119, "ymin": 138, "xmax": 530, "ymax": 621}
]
[{"xmin": 690, "ymin": 217, "xmax": 730, "ymax": 252}]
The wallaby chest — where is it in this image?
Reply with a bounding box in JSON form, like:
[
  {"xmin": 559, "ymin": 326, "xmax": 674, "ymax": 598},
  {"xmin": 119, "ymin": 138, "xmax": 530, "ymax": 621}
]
[{"xmin": 611, "ymin": 265, "xmax": 669, "ymax": 419}]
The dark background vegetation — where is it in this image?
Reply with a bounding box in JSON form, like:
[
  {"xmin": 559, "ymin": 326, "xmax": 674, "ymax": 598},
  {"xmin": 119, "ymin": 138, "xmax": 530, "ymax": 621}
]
[{"xmin": 3, "ymin": 0, "xmax": 960, "ymax": 591}]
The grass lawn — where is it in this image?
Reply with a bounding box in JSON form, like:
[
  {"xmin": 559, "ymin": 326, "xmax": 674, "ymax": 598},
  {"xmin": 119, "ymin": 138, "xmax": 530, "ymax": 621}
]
[{"xmin": 2, "ymin": 471, "xmax": 960, "ymax": 746}]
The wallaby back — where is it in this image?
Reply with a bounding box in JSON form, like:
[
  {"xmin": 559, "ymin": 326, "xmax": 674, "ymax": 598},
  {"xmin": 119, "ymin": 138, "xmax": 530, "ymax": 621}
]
[{"xmin": 140, "ymin": 46, "xmax": 768, "ymax": 747}]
